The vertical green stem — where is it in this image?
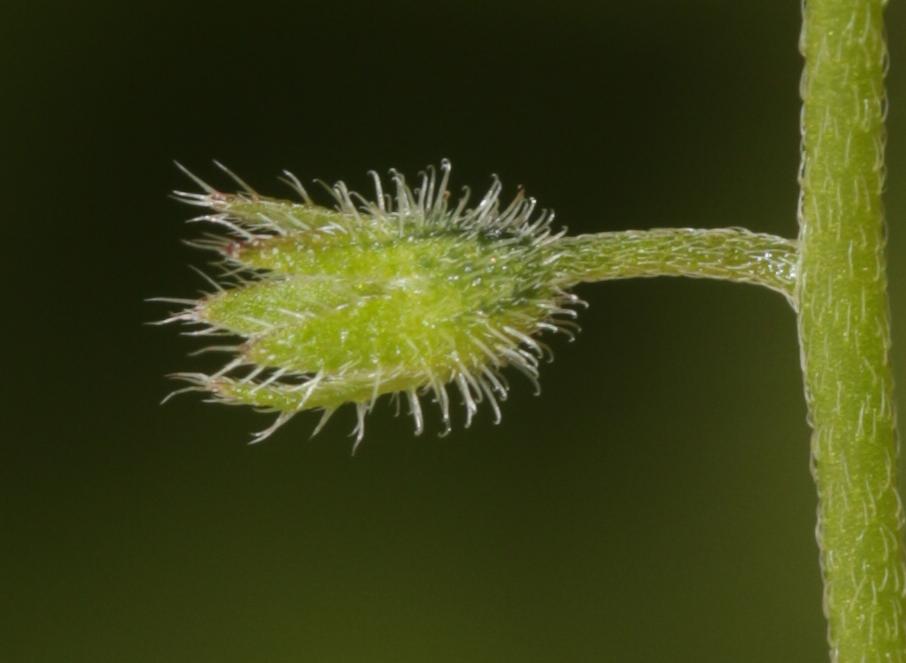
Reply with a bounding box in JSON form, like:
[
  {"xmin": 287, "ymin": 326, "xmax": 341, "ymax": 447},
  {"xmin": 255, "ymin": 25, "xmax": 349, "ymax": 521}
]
[{"xmin": 799, "ymin": 1, "xmax": 906, "ymax": 661}]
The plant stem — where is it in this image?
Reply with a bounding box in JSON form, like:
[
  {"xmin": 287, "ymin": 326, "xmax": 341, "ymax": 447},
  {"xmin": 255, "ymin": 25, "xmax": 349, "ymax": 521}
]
[
  {"xmin": 550, "ymin": 228, "xmax": 798, "ymax": 301},
  {"xmin": 799, "ymin": 1, "xmax": 906, "ymax": 661}
]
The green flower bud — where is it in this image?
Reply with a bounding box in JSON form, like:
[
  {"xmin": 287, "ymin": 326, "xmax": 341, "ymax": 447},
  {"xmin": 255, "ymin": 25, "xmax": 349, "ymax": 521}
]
[{"xmin": 159, "ymin": 161, "xmax": 580, "ymax": 446}]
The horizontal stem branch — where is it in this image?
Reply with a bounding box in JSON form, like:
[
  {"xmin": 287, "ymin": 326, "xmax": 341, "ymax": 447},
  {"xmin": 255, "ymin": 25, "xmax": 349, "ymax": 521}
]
[{"xmin": 549, "ymin": 228, "xmax": 798, "ymax": 303}]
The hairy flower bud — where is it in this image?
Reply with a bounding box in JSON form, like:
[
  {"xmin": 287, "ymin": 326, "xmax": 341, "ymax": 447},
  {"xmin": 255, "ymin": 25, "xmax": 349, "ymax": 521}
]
[{"xmin": 158, "ymin": 161, "xmax": 580, "ymax": 446}]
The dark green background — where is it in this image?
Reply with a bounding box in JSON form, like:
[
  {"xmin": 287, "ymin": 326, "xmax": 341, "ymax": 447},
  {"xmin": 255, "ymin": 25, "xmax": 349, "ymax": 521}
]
[{"xmin": 5, "ymin": 1, "xmax": 906, "ymax": 661}]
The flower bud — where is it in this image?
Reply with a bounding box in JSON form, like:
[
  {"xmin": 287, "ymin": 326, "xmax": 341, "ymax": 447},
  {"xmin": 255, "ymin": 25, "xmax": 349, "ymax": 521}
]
[{"xmin": 159, "ymin": 161, "xmax": 580, "ymax": 447}]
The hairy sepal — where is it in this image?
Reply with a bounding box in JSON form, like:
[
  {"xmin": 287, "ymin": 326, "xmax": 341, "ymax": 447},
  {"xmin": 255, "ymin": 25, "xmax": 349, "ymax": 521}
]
[{"xmin": 163, "ymin": 161, "xmax": 577, "ymax": 446}]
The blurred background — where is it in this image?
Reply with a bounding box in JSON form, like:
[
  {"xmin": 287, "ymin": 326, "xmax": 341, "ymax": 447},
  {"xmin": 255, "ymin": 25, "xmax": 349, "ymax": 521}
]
[{"xmin": 4, "ymin": 1, "xmax": 905, "ymax": 661}]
